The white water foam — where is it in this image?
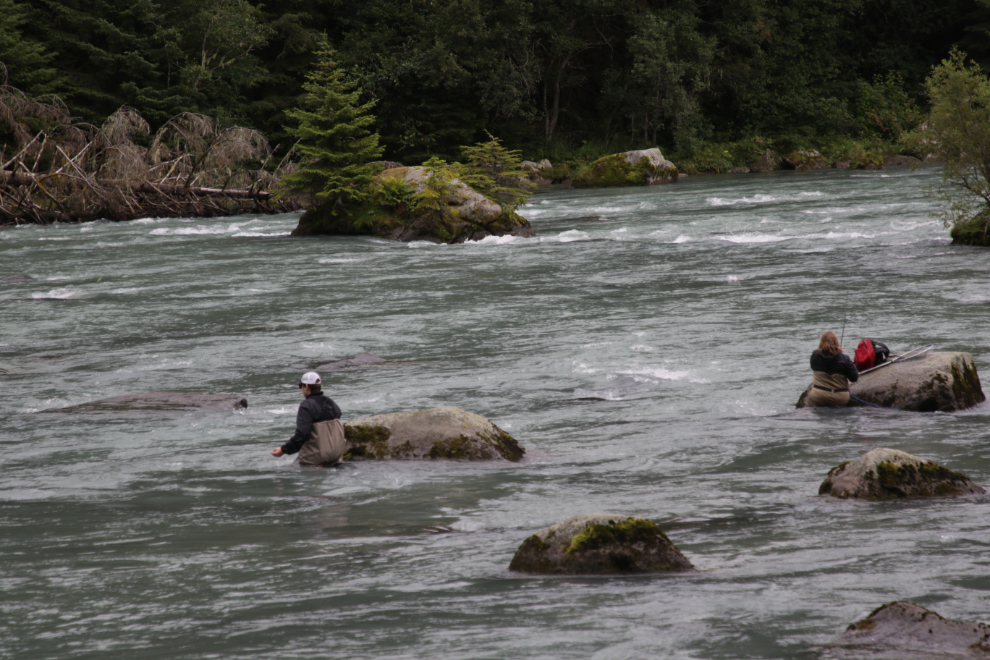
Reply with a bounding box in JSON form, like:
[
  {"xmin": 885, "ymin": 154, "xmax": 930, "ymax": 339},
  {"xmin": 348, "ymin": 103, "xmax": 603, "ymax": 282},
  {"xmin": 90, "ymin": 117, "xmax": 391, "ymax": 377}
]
[
  {"xmin": 610, "ymin": 365, "xmax": 695, "ymax": 382},
  {"xmin": 718, "ymin": 233, "xmax": 790, "ymax": 244},
  {"xmin": 556, "ymin": 230, "xmax": 590, "ymax": 242},
  {"xmin": 150, "ymin": 223, "xmax": 244, "ymax": 236},
  {"xmin": 318, "ymin": 257, "xmax": 365, "ymax": 264},
  {"xmin": 32, "ymin": 288, "xmax": 80, "ymax": 299},
  {"xmin": 669, "ymin": 235, "xmax": 692, "ymax": 243},
  {"xmin": 468, "ymin": 234, "xmax": 518, "ymax": 245}
]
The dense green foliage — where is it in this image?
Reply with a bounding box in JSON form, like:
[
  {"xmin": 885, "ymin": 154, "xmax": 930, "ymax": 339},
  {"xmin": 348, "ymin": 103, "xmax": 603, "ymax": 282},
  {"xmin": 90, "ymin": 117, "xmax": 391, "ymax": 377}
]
[
  {"xmin": 457, "ymin": 135, "xmax": 534, "ymax": 211},
  {"xmin": 3, "ymin": 0, "xmax": 990, "ymax": 162},
  {"xmin": 910, "ymin": 50, "xmax": 990, "ymax": 236}
]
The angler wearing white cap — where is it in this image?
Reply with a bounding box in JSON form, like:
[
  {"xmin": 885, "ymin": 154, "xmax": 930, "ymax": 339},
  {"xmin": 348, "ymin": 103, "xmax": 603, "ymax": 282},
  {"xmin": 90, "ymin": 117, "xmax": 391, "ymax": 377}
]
[{"xmin": 271, "ymin": 371, "xmax": 345, "ymax": 465}]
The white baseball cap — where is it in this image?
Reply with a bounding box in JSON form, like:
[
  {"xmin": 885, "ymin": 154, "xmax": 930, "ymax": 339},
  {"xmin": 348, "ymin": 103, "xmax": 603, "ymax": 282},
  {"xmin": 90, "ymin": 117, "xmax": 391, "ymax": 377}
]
[{"xmin": 298, "ymin": 371, "xmax": 321, "ymax": 387}]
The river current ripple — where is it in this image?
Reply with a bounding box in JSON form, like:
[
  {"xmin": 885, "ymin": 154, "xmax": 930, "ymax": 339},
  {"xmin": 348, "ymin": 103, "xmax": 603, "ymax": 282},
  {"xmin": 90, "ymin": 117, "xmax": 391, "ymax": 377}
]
[{"xmin": 2, "ymin": 167, "xmax": 989, "ymax": 659}]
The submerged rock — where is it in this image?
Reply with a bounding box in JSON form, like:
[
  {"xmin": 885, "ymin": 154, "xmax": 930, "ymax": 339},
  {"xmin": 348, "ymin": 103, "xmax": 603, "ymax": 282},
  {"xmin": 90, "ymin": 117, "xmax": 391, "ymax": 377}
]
[
  {"xmin": 819, "ymin": 448, "xmax": 985, "ymax": 499},
  {"xmin": 509, "ymin": 513, "xmax": 694, "ymax": 575},
  {"xmin": 43, "ymin": 392, "xmax": 248, "ymax": 414},
  {"xmin": 838, "ymin": 601, "xmax": 990, "ymax": 654},
  {"xmin": 796, "ymin": 352, "xmax": 985, "ymax": 412},
  {"xmin": 343, "ymin": 406, "xmax": 524, "ymax": 461},
  {"xmin": 317, "ymin": 353, "xmax": 388, "ymax": 370},
  {"xmin": 572, "ymin": 148, "xmax": 678, "ymax": 189},
  {"xmin": 1, "ymin": 274, "xmax": 34, "ymax": 282}
]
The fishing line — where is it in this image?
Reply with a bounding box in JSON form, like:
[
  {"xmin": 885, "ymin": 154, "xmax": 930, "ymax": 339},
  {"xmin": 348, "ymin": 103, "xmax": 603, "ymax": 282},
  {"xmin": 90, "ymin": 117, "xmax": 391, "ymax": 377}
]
[{"xmin": 850, "ymin": 393, "xmax": 882, "ymax": 408}]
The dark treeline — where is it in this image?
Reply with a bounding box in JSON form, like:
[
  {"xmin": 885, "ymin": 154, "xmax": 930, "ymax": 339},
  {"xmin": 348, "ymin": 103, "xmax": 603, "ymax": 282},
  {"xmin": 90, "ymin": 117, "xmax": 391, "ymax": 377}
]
[{"xmin": 4, "ymin": 0, "xmax": 990, "ymax": 164}]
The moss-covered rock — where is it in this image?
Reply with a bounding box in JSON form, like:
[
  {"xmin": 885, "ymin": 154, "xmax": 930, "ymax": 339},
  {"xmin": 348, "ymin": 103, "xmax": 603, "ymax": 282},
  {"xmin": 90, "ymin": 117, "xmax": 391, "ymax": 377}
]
[
  {"xmin": 836, "ymin": 601, "xmax": 990, "ymax": 654},
  {"xmin": 950, "ymin": 211, "xmax": 990, "ymax": 247},
  {"xmin": 848, "ymin": 153, "xmax": 886, "ymax": 170},
  {"xmin": 291, "ymin": 166, "xmax": 535, "ymax": 243},
  {"xmin": 521, "ymin": 159, "xmax": 570, "ymax": 184},
  {"xmin": 343, "ymin": 406, "xmax": 525, "ymax": 461},
  {"xmin": 883, "ymin": 155, "xmax": 922, "ymax": 167},
  {"xmin": 747, "ymin": 150, "xmax": 782, "ymax": 173},
  {"xmin": 819, "ymin": 448, "xmax": 985, "ymax": 499},
  {"xmin": 796, "ymin": 351, "xmax": 986, "ymax": 412},
  {"xmin": 572, "ymin": 149, "xmax": 677, "ymax": 189},
  {"xmin": 508, "ymin": 513, "xmax": 694, "ymax": 575},
  {"xmin": 782, "ymin": 150, "xmax": 830, "ymax": 171}
]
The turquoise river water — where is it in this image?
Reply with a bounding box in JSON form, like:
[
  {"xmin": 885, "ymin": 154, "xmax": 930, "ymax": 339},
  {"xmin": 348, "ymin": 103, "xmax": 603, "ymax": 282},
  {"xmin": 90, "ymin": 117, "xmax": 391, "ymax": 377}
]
[{"xmin": 2, "ymin": 166, "xmax": 989, "ymax": 659}]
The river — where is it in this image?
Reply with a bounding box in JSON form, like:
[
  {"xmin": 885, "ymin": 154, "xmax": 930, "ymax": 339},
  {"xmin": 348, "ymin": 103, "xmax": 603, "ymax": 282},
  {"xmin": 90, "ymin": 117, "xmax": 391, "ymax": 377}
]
[{"xmin": 2, "ymin": 166, "xmax": 989, "ymax": 659}]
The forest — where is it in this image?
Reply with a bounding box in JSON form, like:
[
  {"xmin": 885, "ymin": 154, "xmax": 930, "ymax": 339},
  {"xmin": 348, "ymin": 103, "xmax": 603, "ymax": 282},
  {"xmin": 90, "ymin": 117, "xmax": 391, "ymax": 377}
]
[{"xmin": 3, "ymin": 0, "xmax": 990, "ymax": 168}]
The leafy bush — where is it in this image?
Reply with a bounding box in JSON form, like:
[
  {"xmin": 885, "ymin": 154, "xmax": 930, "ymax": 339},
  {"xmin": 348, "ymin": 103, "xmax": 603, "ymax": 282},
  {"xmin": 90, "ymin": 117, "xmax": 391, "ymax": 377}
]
[{"xmin": 907, "ymin": 49, "xmax": 990, "ymax": 233}]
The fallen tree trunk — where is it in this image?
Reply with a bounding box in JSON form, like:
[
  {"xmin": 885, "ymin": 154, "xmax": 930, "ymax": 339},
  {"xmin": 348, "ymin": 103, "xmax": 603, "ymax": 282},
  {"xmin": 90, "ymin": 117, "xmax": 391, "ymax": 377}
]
[{"xmin": 1, "ymin": 169, "xmax": 276, "ymax": 201}]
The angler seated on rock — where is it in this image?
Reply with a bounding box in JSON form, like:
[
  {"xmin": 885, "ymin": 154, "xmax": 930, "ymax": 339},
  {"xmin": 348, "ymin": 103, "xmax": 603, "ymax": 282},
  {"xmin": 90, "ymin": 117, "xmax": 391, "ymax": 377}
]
[{"xmin": 806, "ymin": 330, "xmax": 859, "ymax": 407}]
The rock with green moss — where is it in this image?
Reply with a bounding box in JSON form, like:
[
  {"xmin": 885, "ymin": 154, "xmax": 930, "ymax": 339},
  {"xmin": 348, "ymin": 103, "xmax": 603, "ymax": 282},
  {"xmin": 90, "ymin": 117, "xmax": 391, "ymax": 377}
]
[
  {"xmin": 508, "ymin": 513, "xmax": 694, "ymax": 575},
  {"xmin": 748, "ymin": 150, "xmax": 782, "ymax": 173},
  {"xmin": 572, "ymin": 148, "xmax": 677, "ymax": 189},
  {"xmin": 782, "ymin": 150, "xmax": 830, "ymax": 171},
  {"xmin": 849, "ymin": 153, "xmax": 886, "ymax": 170},
  {"xmin": 819, "ymin": 448, "xmax": 985, "ymax": 499},
  {"xmin": 836, "ymin": 601, "xmax": 990, "ymax": 654},
  {"xmin": 883, "ymin": 155, "xmax": 922, "ymax": 167},
  {"xmin": 343, "ymin": 406, "xmax": 524, "ymax": 461},
  {"xmin": 521, "ymin": 159, "xmax": 570, "ymax": 184},
  {"xmin": 291, "ymin": 166, "xmax": 535, "ymax": 243},
  {"xmin": 797, "ymin": 352, "xmax": 985, "ymax": 412},
  {"xmin": 950, "ymin": 212, "xmax": 990, "ymax": 247}
]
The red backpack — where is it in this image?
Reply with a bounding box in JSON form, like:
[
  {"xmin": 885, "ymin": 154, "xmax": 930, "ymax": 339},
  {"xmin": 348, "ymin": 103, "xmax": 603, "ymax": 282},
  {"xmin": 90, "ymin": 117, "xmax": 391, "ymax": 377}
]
[{"xmin": 854, "ymin": 339, "xmax": 876, "ymax": 371}]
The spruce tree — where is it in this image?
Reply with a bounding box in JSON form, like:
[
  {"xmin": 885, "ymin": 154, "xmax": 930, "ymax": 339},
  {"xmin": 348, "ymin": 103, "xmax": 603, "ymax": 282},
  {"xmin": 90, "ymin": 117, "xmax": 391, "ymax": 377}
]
[{"xmin": 280, "ymin": 41, "xmax": 382, "ymax": 212}]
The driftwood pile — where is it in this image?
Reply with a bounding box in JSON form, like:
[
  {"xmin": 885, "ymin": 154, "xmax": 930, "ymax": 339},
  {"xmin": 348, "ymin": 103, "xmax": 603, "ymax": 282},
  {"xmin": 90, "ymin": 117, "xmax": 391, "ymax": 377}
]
[{"xmin": 0, "ymin": 83, "xmax": 297, "ymax": 225}]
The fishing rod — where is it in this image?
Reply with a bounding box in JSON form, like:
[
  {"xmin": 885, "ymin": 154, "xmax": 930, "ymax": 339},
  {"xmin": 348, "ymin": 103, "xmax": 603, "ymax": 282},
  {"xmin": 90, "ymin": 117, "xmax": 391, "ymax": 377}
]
[
  {"xmin": 839, "ymin": 310, "xmax": 847, "ymax": 348},
  {"xmin": 858, "ymin": 344, "xmax": 934, "ymax": 375}
]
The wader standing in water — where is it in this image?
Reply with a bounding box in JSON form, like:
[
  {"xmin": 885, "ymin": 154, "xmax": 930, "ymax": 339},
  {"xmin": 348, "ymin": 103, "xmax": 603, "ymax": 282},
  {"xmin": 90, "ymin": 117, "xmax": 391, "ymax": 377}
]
[
  {"xmin": 271, "ymin": 372, "xmax": 345, "ymax": 465},
  {"xmin": 806, "ymin": 330, "xmax": 859, "ymax": 407}
]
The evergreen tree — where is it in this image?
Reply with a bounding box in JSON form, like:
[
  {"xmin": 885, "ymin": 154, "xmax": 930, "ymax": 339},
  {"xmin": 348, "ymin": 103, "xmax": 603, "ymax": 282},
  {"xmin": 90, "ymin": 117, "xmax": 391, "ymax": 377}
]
[
  {"xmin": 458, "ymin": 133, "xmax": 533, "ymax": 211},
  {"xmin": 280, "ymin": 41, "xmax": 382, "ymax": 211},
  {"xmin": 0, "ymin": 0, "xmax": 60, "ymax": 94}
]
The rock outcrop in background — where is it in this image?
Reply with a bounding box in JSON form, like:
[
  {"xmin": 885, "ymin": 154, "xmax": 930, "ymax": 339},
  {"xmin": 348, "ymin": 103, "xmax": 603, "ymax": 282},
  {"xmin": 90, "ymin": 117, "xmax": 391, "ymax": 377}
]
[{"xmin": 572, "ymin": 149, "xmax": 678, "ymax": 188}]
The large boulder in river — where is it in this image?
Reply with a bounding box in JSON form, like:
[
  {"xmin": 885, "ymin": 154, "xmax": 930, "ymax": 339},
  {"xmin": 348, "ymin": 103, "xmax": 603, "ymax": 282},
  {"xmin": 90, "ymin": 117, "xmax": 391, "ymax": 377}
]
[
  {"xmin": 343, "ymin": 406, "xmax": 524, "ymax": 461},
  {"xmin": 292, "ymin": 166, "xmax": 534, "ymax": 243},
  {"xmin": 509, "ymin": 514, "xmax": 694, "ymax": 575},
  {"xmin": 797, "ymin": 352, "xmax": 985, "ymax": 412},
  {"xmin": 819, "ymin": 448, "xmax": 985, "ymax": 499},
  {"xmin": 572, "ymin": 148, "xmax": 677, "ymax": 188},
  {"xmin": 837, "ymin": 601, "xmax": 990, "ymax": 654},
  {"xmin": 42, "ymin": 392, "xmax": 248, "ymax": 414}
]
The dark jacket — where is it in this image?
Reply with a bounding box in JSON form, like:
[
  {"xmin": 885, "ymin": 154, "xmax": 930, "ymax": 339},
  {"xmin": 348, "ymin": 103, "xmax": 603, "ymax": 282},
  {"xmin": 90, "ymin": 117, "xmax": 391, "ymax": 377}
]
[
  {"xmin": 281, "ymin": 392, "xmax": 342, "ymax": 455},
  {"xmin": 810, "ymin": 350, "xmax": 859, "ymax": 383}
]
